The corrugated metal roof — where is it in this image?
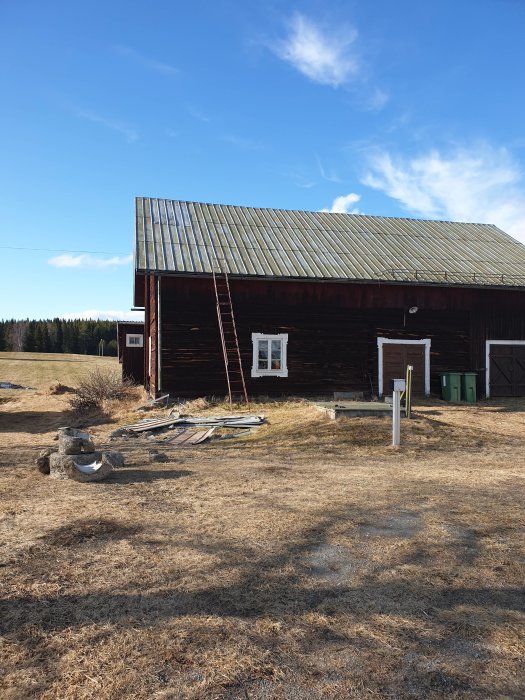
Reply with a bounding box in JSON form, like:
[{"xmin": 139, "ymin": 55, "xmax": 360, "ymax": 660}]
[{"xmin": 134, "ymin": 197, "xmax": 525, "ymax": 287}]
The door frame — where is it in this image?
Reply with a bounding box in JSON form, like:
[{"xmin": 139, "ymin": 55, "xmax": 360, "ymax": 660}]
[
  {"xmin": 377, "ymin": 337, "xmax": 431, "ymax": 397},
  {"xmin": 485, "ymin": 340, "xmax": 525, "ymax": 398}
]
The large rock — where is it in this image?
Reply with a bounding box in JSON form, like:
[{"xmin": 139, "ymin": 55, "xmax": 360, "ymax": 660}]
[
  {"xmin": 58, "ymin": 427, "xmax": 95, "ymax": 455},
  {"xmin": 36, "ymin": 448, "xmax": 53, "ymax": 475},
  {"xmin": 49, "ymin": 451, "xmax": 117, "ymax": 482},
  {"xmin": 104, "ymin": 451, "xmax": 125, "ymax": 467}
]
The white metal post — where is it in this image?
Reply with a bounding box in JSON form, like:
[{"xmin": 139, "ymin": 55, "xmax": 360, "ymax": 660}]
[{"xmin": 392, "ymin": 389, "xmax": 401, "ymax": 446}]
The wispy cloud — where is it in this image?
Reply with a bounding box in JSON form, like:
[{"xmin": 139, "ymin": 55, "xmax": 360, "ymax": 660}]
[
  {"xmin": 320, "ymin": 193, "xmax": 362, "ymax": 214},
  {"xmin": 316, "ymin": 155, "xmax": 341, "ymax": 183},
  {"xmin": 270, "ymin": 13, "xmax": 359, "ymax": 87},
  {"xmin": 187, "ymin": 105, "xmax": 212, "ymax": 123},
  {"xmin": 295, "ymin": 179, "xmax": 315, "ymax": 189},
  {"xmin": 73, "ymin": 108, "xmax": 138, "ymax": 143},
  {"xmin": 48, "ymin": 254, "xmax": 133, "ymax": 269},
  {"xmin": 61, "ymin": 309, "xmax": 144, "ymax": 321},
  {"xmin": 220, "ymin": 133, "xmax": 266, "ymax": 150},
  {"xmin": 362, "ymin": 87, "xmax": 389, "ymax": 111},
  {"xmin": 362, "ymin": 144, "xmax": 525, "ymax": 242},
  {"xmin": 282, "ymin": 170, "xmax": 315, "ymax": 188},
  {"xmin": 113, "ymin": 44, "xmax": 178, "ymax": 75}
]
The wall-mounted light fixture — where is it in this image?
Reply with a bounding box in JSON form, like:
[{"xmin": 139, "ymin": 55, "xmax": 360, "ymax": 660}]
[{"xmin": 403, "ymin": 305, "xmax": 419, "ymax": 327}]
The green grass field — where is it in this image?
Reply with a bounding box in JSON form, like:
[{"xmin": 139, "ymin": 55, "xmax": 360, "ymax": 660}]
[{"xmin": 0, "ymin": 351, "xmax": 118, "ymax": 389}]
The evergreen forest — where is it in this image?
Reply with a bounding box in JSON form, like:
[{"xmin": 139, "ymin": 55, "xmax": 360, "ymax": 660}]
[{"xmin": 0, "ymin": 319, "xmax": 119, "ymax": 356}]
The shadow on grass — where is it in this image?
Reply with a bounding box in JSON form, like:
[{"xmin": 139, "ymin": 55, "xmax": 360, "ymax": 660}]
[
  {"xmin": 0, "ymin": 409, "xmax": 112, "ymax": 433},
  {"xmin": 0, "ymin": 411, "xmax": 74, "ymax": 433},
  {"xmin": 2, "ymin": 503, "xmax": 521, "ymax": 630},
  {"xmin": 40, "ymin": 519, "xmax": 142, "ymax": 547},
  {"xmin": 1, "ymin": 498, "xmax": 522, "ymax": 698},
  {"xmin": 108, "ymin": 468, "xmax": 193, "ymax": 483}
]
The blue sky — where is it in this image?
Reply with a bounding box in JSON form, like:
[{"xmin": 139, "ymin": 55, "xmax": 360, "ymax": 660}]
[{"xmin": 1, "ymin": 0, "xmax": 525, "ymax": 320}]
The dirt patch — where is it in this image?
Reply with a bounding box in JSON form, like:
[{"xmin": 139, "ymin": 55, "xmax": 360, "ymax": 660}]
[
  {"xmin": 357, "ymin": 510, "xmax": 421, "ymax": 538},
  {"xmin": 302, "ymin": 544, "xmax": 364, "ymax": 584}
]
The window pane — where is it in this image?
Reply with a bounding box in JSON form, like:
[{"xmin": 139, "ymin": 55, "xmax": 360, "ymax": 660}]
[
  {"xmin": 258, "ymin": 340, "xmax": 269, "ymax": 370},
  {"xmin": 271, "ymin": 339, "xmax": 281, "ymax": 370}
]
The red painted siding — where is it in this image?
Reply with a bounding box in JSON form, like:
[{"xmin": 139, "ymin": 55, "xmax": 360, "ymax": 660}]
[{"xmin": 142, "ymin": 274, "xmax": 525, "ymax": 398}]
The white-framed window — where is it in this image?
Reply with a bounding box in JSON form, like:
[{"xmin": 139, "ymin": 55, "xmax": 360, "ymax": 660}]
[
  {"xmin": 126, "ymin": 333, "xmax": 144, "ymax": 348},
  {"xmin": 251, "ymin": 333, "xmax": 288, "ymax": 377}
]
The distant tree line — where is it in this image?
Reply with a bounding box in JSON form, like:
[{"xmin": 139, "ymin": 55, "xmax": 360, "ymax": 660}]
[{"xmin": 0, "ymin": 319, "xmax": 118, "ymax": 356}]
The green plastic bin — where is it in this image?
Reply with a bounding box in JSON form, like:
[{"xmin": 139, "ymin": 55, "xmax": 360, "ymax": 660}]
[
  {"xmin": 461, "ymin": 372, "xmax": 477, "ymax": 403},
  {"xmin": 440, "ymin": 372, "xmax": 461, "ymax": 401}
]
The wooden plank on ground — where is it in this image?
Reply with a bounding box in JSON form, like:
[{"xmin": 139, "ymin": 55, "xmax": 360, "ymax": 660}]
[
  {"xmin": 164, "ymin": 427, "xmax": 215, "ymax": 446},
  {"xmin": 122, "ymin": 417, "xmax": 183, "ymax": 432}
]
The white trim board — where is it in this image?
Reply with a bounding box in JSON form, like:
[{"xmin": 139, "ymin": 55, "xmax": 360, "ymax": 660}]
[
  {"xmin": 485, "ymin": 340, "xmax": 525, "ymax": 398},
  {"xmin": 377, "ymin": 337, "xmax": 431, "ymax": 397}
]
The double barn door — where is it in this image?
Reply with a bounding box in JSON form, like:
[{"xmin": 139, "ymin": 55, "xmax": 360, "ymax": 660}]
[{"xmin": 382, "ymin": 342, "xmax": 426, "ymax": 397}]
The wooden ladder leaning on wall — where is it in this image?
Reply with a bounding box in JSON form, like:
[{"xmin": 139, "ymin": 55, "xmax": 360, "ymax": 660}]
[{"xmin": 212, "ymin": 265, "xmax": 249, "ymax": 406}]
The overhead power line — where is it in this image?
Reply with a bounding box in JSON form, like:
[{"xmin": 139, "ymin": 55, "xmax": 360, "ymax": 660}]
[{"xmin": 0, "ymin": 245, "xmax": 131, "ymax": 255}]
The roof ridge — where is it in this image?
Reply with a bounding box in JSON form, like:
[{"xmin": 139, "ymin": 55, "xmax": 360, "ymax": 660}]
[{"xmin": 135, "ymin": 195, "xmax": 500, "ymax": 229}]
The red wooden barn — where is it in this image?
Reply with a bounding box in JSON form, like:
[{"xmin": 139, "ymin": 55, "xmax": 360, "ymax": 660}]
[{"xmin": 131, "ymin": 197, "xmax": 525, "ymax": 400}]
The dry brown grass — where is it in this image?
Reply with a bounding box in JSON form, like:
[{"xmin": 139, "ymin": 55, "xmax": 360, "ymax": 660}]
[
  {"xmin": 0, "ymin": 353, "xmax": 144, "ymax": 449},
  {"xmin": 0, "ymin": 357, "xmax": 524, "ymax": 698},
  {"xmin": 0, "ymin": 352, "xmax": 118, "ymax": 389}
]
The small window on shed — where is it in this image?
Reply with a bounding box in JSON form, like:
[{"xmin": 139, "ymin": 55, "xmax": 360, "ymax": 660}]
[
  {"xmin": 251, "ymin": 333, "xmax": 288, "ymax": 377},
  {"xmin": 126, "ymin": 334, "xmax": 143, "ymax": 347}
]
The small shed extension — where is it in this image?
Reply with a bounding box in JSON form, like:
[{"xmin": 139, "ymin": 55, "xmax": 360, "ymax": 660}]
[{"xmin": 117, "ymin": 321, "xmax": 145, "ymax": 385}]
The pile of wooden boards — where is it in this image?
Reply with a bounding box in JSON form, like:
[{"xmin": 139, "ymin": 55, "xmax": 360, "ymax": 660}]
[
  {"xmin": 118, "ymin": 415, "xmax": 265, "ymax": 447},
  {"xmin": 121, "ymin": 415, "xmax": 264, "ymax": 433}
]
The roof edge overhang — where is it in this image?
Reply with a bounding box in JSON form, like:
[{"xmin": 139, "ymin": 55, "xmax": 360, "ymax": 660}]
[{"xmin": 133, "ymin": 268, "xmax": 525, "ymax": 292}]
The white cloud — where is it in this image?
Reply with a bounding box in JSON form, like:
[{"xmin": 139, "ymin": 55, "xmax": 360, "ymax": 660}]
[
  {"xmin": 362, "ymin": 145, "xmax": 525, "ymax": 243},
  {"xmin": 187, "ymin": 105, "xmax": 212, "ymax": 123},
  {"xmin": 48, "ymin": 254, "xmax": 133, "ymax": 269},
  {"xmin": 61, "ymin": 310, "xmax": 144, "ymax": 322},
  {"xmin": 220, "ymin": 133, "xmax": 266, "ymax": 150},
  {"xmin": 320, "ymin": 192, "xmax": 362, "ymax": 214},
  {"xmin": 316, "ymin": 155, "xmax": 341, "ymax": 183},
  {"xmin": 362, "ymin": 87, "xmax": 389, "ymax": 111},
  {"xmin": 74, "ymin": 109, "xmax": 138, "ymax": 143},
  {"xmin": 271, "ymin": 13, "xmax": 359, "ymax": 87},
  {"xmin": 113, "ymin": 44, "xmax": 178, "ymax": 75}
]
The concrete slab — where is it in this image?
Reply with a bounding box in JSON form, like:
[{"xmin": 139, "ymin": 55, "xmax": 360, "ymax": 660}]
[{"xmin": 315, "ymin": 401, "xmax": 404, "ymax": 419}]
